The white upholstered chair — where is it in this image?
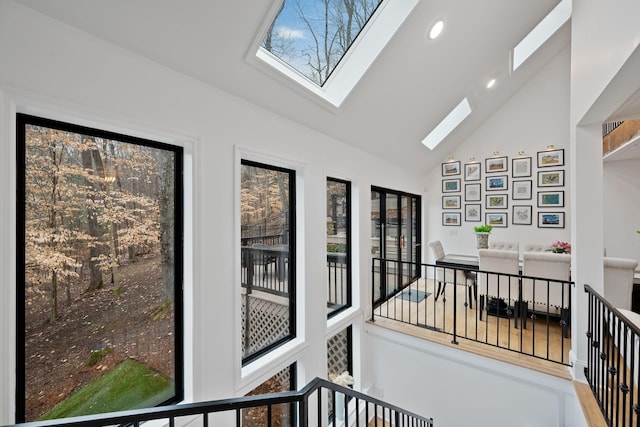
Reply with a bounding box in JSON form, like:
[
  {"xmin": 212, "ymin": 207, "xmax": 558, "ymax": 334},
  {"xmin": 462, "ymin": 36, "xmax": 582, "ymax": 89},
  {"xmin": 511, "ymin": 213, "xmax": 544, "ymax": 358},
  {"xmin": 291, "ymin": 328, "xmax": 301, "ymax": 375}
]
[
  {"xmin": 522, "ymin": 251, "xmax": 571, "ymax": 335},
  {"xmin": 489, "ymin": 241, "xmax": 520, "ymax": 253},
  {"xmin": 523, "ymin": 243, "xmax": 550, "ymax": 253},
  {"xmin": 429, "ymin": 240, "xmax": 477, "ymax": 308},
  {"xmin": 478, "ymin": 249, "xmax": 520, "ymax": 321},
  {"xmin": 604, "ymin": 257, "xmax": 638, "ymax": 311}
]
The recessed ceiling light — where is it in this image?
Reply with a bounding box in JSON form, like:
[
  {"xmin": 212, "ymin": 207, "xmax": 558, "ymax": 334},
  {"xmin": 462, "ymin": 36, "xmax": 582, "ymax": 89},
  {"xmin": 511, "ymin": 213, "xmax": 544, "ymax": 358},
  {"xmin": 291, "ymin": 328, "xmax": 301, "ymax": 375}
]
[
  {"xmin": 429, "ymin": 20, "xmax": 444, "ymax": 39},
  {"xmin": 486, "ymin": 78, "xmax": 496, "ymax": 89}
]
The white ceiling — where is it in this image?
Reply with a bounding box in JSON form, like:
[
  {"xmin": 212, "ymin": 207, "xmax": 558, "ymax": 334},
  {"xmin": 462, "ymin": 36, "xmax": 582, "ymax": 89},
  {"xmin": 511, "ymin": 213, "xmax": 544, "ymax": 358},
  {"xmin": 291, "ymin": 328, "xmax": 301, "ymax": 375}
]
[{"xmin": 16, "ymin": 0, "xmax": 571, "ymax": 176}]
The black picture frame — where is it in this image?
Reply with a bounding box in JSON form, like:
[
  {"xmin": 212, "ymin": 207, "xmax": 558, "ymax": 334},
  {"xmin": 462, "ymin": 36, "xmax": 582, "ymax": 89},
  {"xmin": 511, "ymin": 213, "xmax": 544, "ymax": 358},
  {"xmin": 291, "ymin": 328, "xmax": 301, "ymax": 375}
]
[
  {"xmin": 442, "ymin": 161, "xmax": 461, "ymax": 176},
  {"xmin": 442, "ymin": 178, "xmax": 461, "ymax": 193},
  {"xmin": 486, "ymin": 175, "xmax": 508, "ymax": 191},
  {"xmin": 538, "ymin": 211, "xmax": 565, "ymax": 228},
  {"xmin": 485, "ymin": 212, "xmax": 508, "ymax": 228},
  {"xmin": 465, "ymin": 204, "xmax": 482, "ymax": 222},
  {"xmin": 464, "ymin": 162, "xmax": 481, "ymax": 181},
  {"xmin": 465, "ymin": 183, "xmax": 481, "ymax": 201},
  {"xmin": 512, "ymin": 157, "xmax": 532, "ymax": 178},
  {"xmin": 485, "ymin": 156, "xmax": 508, "ymax": 173},
  {"xmin": 512, "ymin": 205, "xmax": 533, "ymax": 225},
  {"xmin": 443, "ymin": 212, "xmax": 461, "ymax": 226},
  {"xmin": 537, "ymin": 190, "xmax": 564, "ymax": 208},
  {"xmin": 512, "ymin": 179, "xmax": 532, "ymax": 200},
  {"xmin": 538, "ymin": 170, "xmax": 564, "ymax": 187},
  {"xmin": 537, "ymin": 148, "xmax": 564, "ymax": 168},
  {"xmin": 442, "ymin": 195, "xmax": 461, "ymax": 209},
  {"xmin": 486, "ymin": 193, "xmax": 508, "ymax": 209}
]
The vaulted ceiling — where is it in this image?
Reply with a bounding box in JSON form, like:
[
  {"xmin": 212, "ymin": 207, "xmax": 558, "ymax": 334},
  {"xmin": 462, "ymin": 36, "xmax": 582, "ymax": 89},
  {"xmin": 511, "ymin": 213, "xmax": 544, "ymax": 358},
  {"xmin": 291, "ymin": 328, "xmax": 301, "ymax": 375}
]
[{"xmin": 16, "ymin": 0, "xmax": 571, "ymax": 176}]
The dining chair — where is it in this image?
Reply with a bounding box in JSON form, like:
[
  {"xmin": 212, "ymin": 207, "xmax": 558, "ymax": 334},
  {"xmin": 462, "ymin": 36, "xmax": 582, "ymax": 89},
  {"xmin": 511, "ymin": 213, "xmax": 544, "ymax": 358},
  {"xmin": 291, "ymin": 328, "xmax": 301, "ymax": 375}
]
[
  {"xmin": 604, "ymin": 256, "xmax": 638, "ymax": 311},
  {"xmin": 522, "ymin": 243, "xmax": 549, "ymax": 253},
  {"xmin": 489, "ymin": 241, "xmax": 520, "ymax": 253},
  {"xmin": 428, "ymin": 240, "xmax": 477, "ymax": 308},
  {"xmin": 522, "ymin": 251, "xmax": 571, "ymax": 336},
  {"xmin": 478, "ymin": 249, "xmax": 520, "ymax": 322}
]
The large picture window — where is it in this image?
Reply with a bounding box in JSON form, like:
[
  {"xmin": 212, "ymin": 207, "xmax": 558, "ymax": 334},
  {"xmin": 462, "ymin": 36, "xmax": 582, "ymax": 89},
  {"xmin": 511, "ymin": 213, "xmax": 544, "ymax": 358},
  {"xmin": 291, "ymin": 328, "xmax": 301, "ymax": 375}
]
[
  {"xmin": 240, "ymin": 160, "xmax": 296, "ymax": 364},
  {"xmin": 16, "ymin": 114, "xmax": 183, "ymax": 422}
]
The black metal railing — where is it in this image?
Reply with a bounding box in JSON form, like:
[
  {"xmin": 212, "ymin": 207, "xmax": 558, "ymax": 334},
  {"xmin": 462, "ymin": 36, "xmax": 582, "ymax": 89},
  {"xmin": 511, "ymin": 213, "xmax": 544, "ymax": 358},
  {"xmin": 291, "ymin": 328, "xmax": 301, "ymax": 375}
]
[
  {"xmin": 240, "ymin": 247, "xmax": 348, "ymax": 309},
  {"xmin": 585, "ymin": 284, "xmax": 640, "ymax": 426},
  {"xmin": 371, "ymin": 259, "xmax": 573, "ymax": 365},
  {"xmin": 4, "ymin": 377, "xmax": 433, "ymax": 427}
]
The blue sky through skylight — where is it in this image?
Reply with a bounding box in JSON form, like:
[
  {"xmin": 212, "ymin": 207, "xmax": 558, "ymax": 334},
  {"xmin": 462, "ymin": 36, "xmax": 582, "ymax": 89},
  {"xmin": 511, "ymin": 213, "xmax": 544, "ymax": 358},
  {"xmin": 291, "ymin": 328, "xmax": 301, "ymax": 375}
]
[{"xmin": 262, "ymin": 0, "xmax": 383, "ymax": 86}]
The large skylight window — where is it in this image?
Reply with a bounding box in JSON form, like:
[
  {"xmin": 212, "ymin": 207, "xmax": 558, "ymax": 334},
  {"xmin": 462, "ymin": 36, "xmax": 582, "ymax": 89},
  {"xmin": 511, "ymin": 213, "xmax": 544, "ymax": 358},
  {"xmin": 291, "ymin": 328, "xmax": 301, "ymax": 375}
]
[
  {"xmin": 263, "ymin": 0, "xmax": 383, "ymax": 87},
  {"xmin": 254, "ymin": 0, "xmax": 419, "ymax": 108}
]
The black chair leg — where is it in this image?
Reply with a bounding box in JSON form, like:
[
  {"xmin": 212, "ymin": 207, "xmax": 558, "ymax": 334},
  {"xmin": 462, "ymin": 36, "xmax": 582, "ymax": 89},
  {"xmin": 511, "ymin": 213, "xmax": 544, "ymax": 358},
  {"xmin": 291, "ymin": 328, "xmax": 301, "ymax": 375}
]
[
  {"xmin": 479, "ymin": 295, "xmax": 485, "ymax": 320},
  {"xmin": 435, "ymin": 281, "xmax": 446, "ymax": 301}
]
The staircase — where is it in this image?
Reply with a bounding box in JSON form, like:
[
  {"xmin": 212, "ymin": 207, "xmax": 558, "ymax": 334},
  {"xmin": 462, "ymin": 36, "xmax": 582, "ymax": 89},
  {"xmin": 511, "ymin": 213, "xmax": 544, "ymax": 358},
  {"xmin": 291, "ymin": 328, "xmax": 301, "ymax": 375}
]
[{"xmin": 4, "ymin": 377, "xmax": 433, "ymax": 427}]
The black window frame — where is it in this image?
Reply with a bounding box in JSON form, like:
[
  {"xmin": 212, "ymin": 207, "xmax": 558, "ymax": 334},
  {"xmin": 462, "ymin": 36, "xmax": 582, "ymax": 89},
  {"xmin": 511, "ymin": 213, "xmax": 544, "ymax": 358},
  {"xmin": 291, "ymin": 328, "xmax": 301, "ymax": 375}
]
[
  {"xmin": 240, "ymin": 159, "xmax": 297, "ymax": 365},
  {"xmin": 15, "ymin": 113, "xmax": 184, "ymax": 422},
  {"xmin": 327, "ymin": 177, "xmax": 352, "ymax": 319}
]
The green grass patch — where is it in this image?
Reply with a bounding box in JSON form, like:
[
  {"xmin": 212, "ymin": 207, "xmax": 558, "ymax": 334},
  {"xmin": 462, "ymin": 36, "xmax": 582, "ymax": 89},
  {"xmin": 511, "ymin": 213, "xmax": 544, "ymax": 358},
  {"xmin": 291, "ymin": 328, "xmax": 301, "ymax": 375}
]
[
  {"xmin": 152, "ymin": 300, "xmax": 172, "ymax": 321},
  {"xmin": 39, "ymin": 358, "xmax": 174, "ymax": 420},
  {"xmin": 84, "ymin": 346, "xmax": 111, "ymax": 367}
]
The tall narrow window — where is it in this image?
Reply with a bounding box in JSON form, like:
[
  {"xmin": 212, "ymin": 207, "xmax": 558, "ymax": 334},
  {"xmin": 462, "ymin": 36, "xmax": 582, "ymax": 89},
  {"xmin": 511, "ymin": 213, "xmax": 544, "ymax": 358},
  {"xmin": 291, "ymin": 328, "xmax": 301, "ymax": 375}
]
[
  {"xmin": 327, "ymin": 178, "xmax": 351, "ymax": 318},
  {"xmin": 16, "ymin": 114, "xmax": 183, "ymax": 422},
  {"xmin": 240, "ymin": 160, "xmax": 296, "ymax": 364}
]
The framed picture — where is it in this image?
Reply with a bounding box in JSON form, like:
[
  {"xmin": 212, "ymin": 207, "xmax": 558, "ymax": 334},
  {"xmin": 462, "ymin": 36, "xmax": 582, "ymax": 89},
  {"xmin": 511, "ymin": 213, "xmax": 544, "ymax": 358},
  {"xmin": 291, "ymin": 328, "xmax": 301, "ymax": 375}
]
[
  {"xmin": 465, "ymin": 204, "xmax": 481, "ymax": 222},
  {"xmin": 465, "ymin": 183, "xmax": 481, "ymax": 201},
  {"xmin": 512, "ymin": 157, "xmax": 532, "ymax": 177},
  {"xmin": 464, "ymin": 162, "xmax": 481, "ymax": 181},
  {"xmin": 442, "ymin": 195, "xmax": 461, "ymax": 209},
  {"xmin": 537, "ymin": 148, "xmax": 564, "ymax": 168},
  {"xmin": 537, "ymin": 190, "xmax": 564, "ymax": 208},
  {"xmin": 486, "ymin": 175, "xmax": 508, "ymax": 191},
  {"xmin": 486, "ymin": 193, "xmax": 508, "ymax": 209},
  {"xmin": 512, "ymin": 205, "xmax": 532, "ymax": 225},
  {"xmin": 538, "ymin": 170, "xmax": 564, "ymax": 187},
  {"xmin": 443, "ymin": 212, "xmax": 461, "ymax": 226},
  {"xmin": 538, "ymin": 211, "xmax": 565, "ymax": 228},
  {"xmin": 442, "ymin": 161, "xmax": 461, "ymax": 176},
  {"xmin": 485, "ymin": 156, "xmax": 508, "ymax": 173},
  {"xmin": 442, "ymin": 178, "xmax": 461, "ymax": 192},
  {"xmin": 512, "ymin": 180, "xmax": 532, "ymax": 200},
  {"xmin": 485, "ymin": 212, "xmax": 508, "ymax": 228}
]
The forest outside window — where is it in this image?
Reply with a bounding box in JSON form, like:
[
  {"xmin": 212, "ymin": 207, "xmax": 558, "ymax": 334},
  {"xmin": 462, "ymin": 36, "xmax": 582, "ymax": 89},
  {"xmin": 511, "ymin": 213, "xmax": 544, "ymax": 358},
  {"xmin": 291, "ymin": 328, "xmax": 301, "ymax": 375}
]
[
  {"xmin": 240, "ymin": 159, "xmax": 296, "ymax": 365},
  {"xmin": 327, "ymin": 178, "xmax": 351, "ymax": 318},
  {"xmin": 16, "ymin": 114, "xmax": 183, "ymax": 422}
]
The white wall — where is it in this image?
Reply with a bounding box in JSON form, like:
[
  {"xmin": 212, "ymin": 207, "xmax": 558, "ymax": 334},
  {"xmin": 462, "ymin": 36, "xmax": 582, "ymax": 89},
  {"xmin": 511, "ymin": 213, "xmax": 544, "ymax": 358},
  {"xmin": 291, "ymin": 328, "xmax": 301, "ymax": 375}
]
[
  {"xmin": 603, "ymin": 159, "xmax": 640, "ymax": 262},
  {"xmin": 0, "ymin": 2, "xmax": 424, "ymax": 423},
  {"xmin": 425, "ymin": 46, "xmax": 571, "ymax": 261},
  {"xmin": 365, "ymin": 326, "xmax": 584, "ymax": 427},
  {"xmin": 570, "ymin": 0, "xmax": 640, "ymax": 376}
]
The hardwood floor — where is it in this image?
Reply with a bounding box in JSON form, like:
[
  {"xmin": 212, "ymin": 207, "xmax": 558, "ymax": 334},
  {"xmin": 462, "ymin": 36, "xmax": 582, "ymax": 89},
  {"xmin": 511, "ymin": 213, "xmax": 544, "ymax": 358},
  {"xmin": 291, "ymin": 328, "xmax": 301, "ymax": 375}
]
[{"xmin": 373, "ymin": 278, "xmax": 572, "ymax": 378}]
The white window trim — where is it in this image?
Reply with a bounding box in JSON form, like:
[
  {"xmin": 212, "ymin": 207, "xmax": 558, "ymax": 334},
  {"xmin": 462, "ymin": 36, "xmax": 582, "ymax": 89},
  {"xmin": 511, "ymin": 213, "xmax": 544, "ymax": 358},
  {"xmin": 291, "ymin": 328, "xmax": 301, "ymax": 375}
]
[{"xmin": 0, "ymin": 86, "xmax": 198, "ymax": 418}]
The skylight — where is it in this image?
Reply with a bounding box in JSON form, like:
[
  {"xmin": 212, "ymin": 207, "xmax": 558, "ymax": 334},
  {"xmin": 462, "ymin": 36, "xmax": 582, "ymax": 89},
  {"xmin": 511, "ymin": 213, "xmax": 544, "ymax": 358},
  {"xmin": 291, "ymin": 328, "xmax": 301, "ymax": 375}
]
[
  {"xmin": 262, "ymin": 0, "xmax": 383, "ymax": 87},
  {"xmin": 512, "ymin": 0, "xmax": 571, "ymax": 71},
  {"xmin": 421, "ymin": 98, "xmax": 472, "ymax": 150},
  {"xmin": 254, "ymin": 0, "xmax": 419, "ymax": 108}
]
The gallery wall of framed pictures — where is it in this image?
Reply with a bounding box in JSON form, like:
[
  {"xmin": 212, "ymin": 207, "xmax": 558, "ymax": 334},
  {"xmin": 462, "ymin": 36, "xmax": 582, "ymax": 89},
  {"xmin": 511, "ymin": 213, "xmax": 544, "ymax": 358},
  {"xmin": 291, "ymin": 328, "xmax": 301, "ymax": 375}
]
[{"xmin": 440, "ymin": 147, "xmax": 566, "ymax": 229}]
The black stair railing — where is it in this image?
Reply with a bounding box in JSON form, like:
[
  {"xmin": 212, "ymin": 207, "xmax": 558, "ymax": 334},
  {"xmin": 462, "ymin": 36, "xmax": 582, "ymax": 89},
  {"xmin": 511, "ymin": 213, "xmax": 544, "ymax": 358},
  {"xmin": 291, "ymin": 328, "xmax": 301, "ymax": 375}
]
[
  {"xmin": 4, "ymin": 377, "xmax": 433, "ymax": 427},
  {"xmin": 585, "ymin": 284, "xmax": 640, "ymax": 426}
]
